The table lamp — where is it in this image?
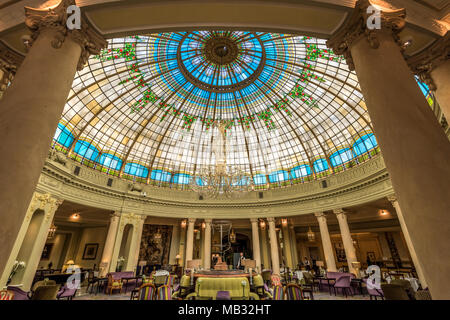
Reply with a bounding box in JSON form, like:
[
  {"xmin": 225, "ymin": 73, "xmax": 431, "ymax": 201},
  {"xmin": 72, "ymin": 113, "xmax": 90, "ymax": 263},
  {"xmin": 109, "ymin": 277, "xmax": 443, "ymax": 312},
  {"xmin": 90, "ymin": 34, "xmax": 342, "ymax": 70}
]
[{"xmin": 175, "ymin": 254, "xmax": 181, "ymax": 265}]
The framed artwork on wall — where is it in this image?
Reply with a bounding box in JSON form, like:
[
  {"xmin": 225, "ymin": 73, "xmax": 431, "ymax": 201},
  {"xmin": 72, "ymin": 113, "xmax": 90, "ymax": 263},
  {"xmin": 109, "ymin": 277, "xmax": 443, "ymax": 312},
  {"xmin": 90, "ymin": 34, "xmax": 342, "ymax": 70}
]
[
  {"xmin": 334, "ymin": 242, "xmax": 346, "ymax": 262},
  {"xmin": 82, "ymin": 243, "xmax": 99, "ymax": 260},
  {"xmin": 41, "ymin": 243, "xmax": 54, "ymax": 260}
]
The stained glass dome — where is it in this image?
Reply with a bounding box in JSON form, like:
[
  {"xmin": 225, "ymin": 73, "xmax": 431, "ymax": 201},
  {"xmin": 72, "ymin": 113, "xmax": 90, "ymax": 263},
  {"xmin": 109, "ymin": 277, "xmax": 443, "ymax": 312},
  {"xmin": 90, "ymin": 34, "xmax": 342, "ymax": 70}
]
[{"xmin": 53, "ymin": 31, "xmax": 382, "ymax": 189}]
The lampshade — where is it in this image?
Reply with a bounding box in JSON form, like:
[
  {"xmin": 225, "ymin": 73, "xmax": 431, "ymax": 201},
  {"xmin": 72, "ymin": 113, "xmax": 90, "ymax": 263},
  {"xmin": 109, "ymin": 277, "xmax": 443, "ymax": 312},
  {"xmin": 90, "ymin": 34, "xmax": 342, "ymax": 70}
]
[
  {"xmin": 175, "ymin": 254, "xmax": 181, "ymax": 259},
  {"xmin": 316, "ymin": 261, "xmax": 324, "ymax": 267},
  {"xmin": 351, "ymin": 261, "xmax": 361, "ymax": 268},
  {"xmin": 66, "ymin": 260, "xmax": 75, "ymax": 265}
]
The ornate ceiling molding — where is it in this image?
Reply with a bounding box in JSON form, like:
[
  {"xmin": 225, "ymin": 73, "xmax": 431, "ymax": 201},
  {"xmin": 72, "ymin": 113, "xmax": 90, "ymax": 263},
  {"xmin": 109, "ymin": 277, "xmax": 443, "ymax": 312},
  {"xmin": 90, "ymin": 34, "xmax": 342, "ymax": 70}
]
[
  {"xmin": 24, "ymin": 0, "xmax": 107, "ymax": 70},
  {"xmin": 327, "ymin": 0, "xmax": 406, "ymax": 70},
  {"xmin": 36, "ymin": 152, "xmax": 394, "ymax": 218}
]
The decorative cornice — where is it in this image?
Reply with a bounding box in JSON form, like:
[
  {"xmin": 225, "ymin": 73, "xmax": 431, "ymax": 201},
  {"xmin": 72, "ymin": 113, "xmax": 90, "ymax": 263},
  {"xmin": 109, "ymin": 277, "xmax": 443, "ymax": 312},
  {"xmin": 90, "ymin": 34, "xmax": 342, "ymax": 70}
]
[
  {"xmin": 407, "ymin": 32, "xmax": 450, "ymax": 90},
  {"xmin": 327, "ymin": 0, "xmax": 406, "ymax": 71},
  {"xmin": 24, "ymin": 0, "xmax": 107, "ymax": 71}
]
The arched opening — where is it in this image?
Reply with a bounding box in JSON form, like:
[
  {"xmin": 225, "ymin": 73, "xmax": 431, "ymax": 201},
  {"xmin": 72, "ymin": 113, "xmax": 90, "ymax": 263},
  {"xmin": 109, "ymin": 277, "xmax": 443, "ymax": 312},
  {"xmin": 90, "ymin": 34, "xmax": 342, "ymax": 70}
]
[
  {"xmin": 222, "ymin": 233, "xmax": 252, "ymax": 268},
  {"xmin": 9, "ymin": 209, "xmax": 45, "ymax": 286},
  {"xmin": 116, "ymin": 224, "xmax": 134, "ymax": 271}
]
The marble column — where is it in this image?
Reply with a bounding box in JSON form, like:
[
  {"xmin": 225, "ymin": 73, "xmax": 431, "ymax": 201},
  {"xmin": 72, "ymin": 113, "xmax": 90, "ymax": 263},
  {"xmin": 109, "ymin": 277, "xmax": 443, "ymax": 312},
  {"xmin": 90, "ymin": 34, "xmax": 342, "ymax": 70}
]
[
  {"xmin": 315, "ymin": 212, "xmax": 337, "ymax": 272},
  {"xmin": 127, "ymin": 215, "xmax": 146, "ymax": 273},
  {"xmin": 185, "ymin": 218, "xmax": 196, "ymax": 265},
  {"xmin": 169, "ymin": 224, "xmax": 180, "ymax": 265},
  {"xmin": 260, "ymin": 222, "xmax": 271, "ymax": 270},
  {"xmin": 289, "ymin": 225, "xmax": 299, "ymax": 269},
  {"xmin": 203, "ymin": 219, "xmax": 212, "ymax": 270},
  {"xmin": 281, "ymin": 222, "xmax": 294, "ymax": 269},
  {"xmin": 12, "ymin": 195, "xmax": 61, "ymax": 290},
  {"xmin": 327, "ymin": 1, "xmax": 450, "ymax": 299},
  {"xmin": 0, "ymin": 0, "xmax": 106, "ymax": 279},
  {"xmin": 179, "ymin": 221, "xmax": 187, "ymax": 267},
  {"xmin": 388, "ymin": 195, "xmax": 428, "ymax": 288},
  {"xmin": 250, "ymin": 219, "xmax": 262, "ymax": 272},
  {"xmin": 0, "ymin": 193, "xmax": 62, "ymax": 289},
  {"xmin": 333, "ymin": 209, "xmax": 357, "ymax": 275},
  {"xmin": 99, "ymin": 212, "xmax": 120, "ymax": 277},
  {"xmin": 267, "ymin": 217, "xmax": 280, "ymax": 275}
]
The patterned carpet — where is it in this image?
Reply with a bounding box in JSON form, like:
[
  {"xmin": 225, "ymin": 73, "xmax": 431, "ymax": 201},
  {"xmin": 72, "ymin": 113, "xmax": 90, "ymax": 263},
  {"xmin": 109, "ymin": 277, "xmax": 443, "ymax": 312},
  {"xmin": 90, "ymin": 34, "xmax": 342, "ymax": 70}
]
[{"xmin": 73, "ymin": 286, "xmax": 370, "ymax": 301}]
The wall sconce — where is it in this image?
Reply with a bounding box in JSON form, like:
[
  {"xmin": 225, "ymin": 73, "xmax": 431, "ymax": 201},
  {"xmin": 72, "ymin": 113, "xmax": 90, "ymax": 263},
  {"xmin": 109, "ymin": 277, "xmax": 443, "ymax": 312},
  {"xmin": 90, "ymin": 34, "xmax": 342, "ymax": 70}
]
[
  {"xmin": 202, "ymin": 222, "xmax": 206, "ymax": 229},
  {"xmin": 181, "ymin": 220, "xmax": 187, "ymax": 228},
  {"xmin": 47, "ymin": 223, "xmax": 57, "ymax": 239},
  {"xmin": 259, "ymin": 220, "xmax": 266, "ymax": 229},
  {"xmin": 70, "ymin": 213, "xmax": 80, "ymax": 221},
  {"xmin": 281, "ymin": 218, "xmax": 287, "ymax": 226}
]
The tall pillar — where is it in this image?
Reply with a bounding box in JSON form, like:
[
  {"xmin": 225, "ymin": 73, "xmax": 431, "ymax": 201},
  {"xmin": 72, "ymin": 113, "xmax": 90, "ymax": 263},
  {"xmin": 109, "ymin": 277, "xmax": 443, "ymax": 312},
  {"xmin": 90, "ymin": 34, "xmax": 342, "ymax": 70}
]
[
  {"xmin": 289, "ymin": 225, "xmax": 299, "ymax": 269},
  {"xmin": 127, "ymin": 215, "xmax": 146, "ymax": 273},
  {"xmin": 281, "ymin": 221, "xmax": 293, "ymax": 269},
  {"xmin": 267, "ymin": 217, "xmax": 280, "ymax": 275},
  {"xmin": 327, "ymin": 0, "xmax": 450, "ymax": 299},
  {"xmin": 333, "ymin": 209, "xmax": 357, "ymax": 275},
  {"xmin": 0, "ymin": 0, "xmax": 106, "ymax": 279},
  {"xmin": 250, "ymin": 219, "xmax": 262, "ymax": 272},
  {"xmin": 315, "ymin": 212, "xmax": 337, "ymax": 272},
  {"xmin": 169, "ymin": 224, "xmax": 180, "ymax": 265},
  {"xmin": 179, "ymin": 221, "xmax": 187, "ymax": 267},
  {"xmin": 12, "ymin": 195, "xmax": 61, "ymax": 290},
  {"xmin": 203, "ymin": 219, "xmax": 212, "ymax": 270},
  {"xmin": 185, "ymin": 218, "xmax": 196, "ymax": 265},
  {"xmin": 260, "ymin": 222, "xmax": 271, "ymax": 270},
  {"xmin": 0, "ymin": 193, "xmax": 62, "ymax": 289},
  {"xmin": 408, "ymin": 33, "xmax": 450, "ymax": 121},
  {"xmin": 99, "ymin": 212, "xmax": 120, "ymax": 277},
  {"xmin": 388, "ymin": 195, "xmax": 428, "ymax": 288}
]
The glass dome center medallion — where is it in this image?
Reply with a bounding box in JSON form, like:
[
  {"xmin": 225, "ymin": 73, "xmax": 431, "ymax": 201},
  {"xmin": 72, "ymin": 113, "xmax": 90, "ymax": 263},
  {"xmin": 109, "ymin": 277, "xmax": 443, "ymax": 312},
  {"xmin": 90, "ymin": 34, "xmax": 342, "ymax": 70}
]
[{"xmin": 178, "ymin": 31, "xmax": 265, "ymax": 93}]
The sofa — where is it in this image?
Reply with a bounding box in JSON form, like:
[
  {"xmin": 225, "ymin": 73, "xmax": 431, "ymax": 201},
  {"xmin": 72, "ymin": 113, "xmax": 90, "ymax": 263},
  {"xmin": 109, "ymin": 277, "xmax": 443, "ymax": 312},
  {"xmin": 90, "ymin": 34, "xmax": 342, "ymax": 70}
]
[{"xmin": 186, "ymin": 277, "xmax": 259, "ymax": 300}]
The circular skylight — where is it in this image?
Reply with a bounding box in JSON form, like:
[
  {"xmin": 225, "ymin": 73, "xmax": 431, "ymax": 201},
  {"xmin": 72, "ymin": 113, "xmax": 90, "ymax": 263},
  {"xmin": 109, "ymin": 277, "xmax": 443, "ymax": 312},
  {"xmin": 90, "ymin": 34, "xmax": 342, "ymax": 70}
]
[{"xmin": 53, "ymin": 31, "xmax": 380, "ymax": 189}]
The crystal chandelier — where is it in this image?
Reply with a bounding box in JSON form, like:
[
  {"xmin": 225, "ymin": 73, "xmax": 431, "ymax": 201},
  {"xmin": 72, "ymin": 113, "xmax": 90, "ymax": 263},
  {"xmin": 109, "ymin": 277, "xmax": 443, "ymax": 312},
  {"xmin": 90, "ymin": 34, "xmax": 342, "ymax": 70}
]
[{"xmin": 189, "ymin": 121, "xmax": 254, "ymax": 199}]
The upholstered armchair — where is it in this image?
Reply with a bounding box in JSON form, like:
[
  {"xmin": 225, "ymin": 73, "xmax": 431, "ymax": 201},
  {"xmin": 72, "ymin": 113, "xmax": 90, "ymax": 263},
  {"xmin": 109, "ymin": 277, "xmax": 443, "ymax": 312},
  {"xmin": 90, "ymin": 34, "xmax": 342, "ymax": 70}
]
[
  {"xmin": 285, "ymin": 284, "xmax": 304, "ymax": 300},
  {"xmin": 380, "ymin": 283, "xmax": 411, "ymax": 300},
  {"xmin": 271, "ymin": 285, "xmax": 284, "ymax": 300},
  {"xmin": 172, "ymin": 274, "xmax": 192, "ymax": 299},
  {"xmin": 332, "ymin": 275, "xmax": 353, "ymax": 297},
  {"xmin": 31, "ymin": 284, "xmax": 59, "ymax": 300},
  {"xmin": 157, "ymin": 284, "xmax": 172, "ymax": 300},
  {"xmin": 270, "ymin": 274, "xmax": 282, "ymax": 287},
  {"xmin": 137, "ymin": 283, "xmax": 157, "ymax": 300},
  {"xmin": 106, "ymin": 273, "xmax": 123, "ymax": 295},
  {"xmin": 6, "ymin": 286, "xmax": 29, "ymax": 300},
  {"xmin": 252, "ymin": 275, "xmax": 272, "ymax": 300}
]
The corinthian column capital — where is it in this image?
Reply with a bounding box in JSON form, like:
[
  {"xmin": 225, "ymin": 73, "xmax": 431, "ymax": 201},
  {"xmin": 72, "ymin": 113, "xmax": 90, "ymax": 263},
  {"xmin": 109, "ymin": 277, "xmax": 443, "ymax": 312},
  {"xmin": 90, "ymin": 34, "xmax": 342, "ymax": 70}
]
[
  {"xmin": 24, "ymin": 0, "xmax": 107, "ymax": 70},
  {"xmin": 407, "ymin": 32, "xmax": 450, "ymax": 91},
  {"xmin": 387, "ymin": 194, "xmax": 398, "ymax": 204},
  {"xmin": 327, "ymin": 0, "xmax": 406, "ymax": 70}
]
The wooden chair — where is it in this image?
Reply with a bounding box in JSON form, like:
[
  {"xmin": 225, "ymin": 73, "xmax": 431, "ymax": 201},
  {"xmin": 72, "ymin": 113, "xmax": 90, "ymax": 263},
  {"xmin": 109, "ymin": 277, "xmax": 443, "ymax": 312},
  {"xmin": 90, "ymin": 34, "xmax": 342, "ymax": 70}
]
[
  {"xmin": 285, "ymin": 284, "xmax": 304, "ymax": 300},
  {"xmin": 137, "ymin": 283, "xmax": 156, "ymax": 300},
  {"xmin": 157, "ymin": 285, "xmax": 172, "ymax": 300},
  {"xmin": 106, "ymin": 273, "xmax": 123, "ymax": 295}
]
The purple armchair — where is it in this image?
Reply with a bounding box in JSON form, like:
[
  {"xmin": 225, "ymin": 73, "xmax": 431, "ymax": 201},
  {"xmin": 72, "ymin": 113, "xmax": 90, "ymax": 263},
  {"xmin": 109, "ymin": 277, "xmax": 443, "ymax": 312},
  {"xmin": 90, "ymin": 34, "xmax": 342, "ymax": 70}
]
[
  {"xmin": 57, "ymin": 284, "xmax": 77, "ymax": 300},
  {"xmin": 332, "ymin": 275, "xmax": 353, "ymax": 297},
  {"xmin": 6, "ymin": 286, "xmax": 29, "ymax": 300}
]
